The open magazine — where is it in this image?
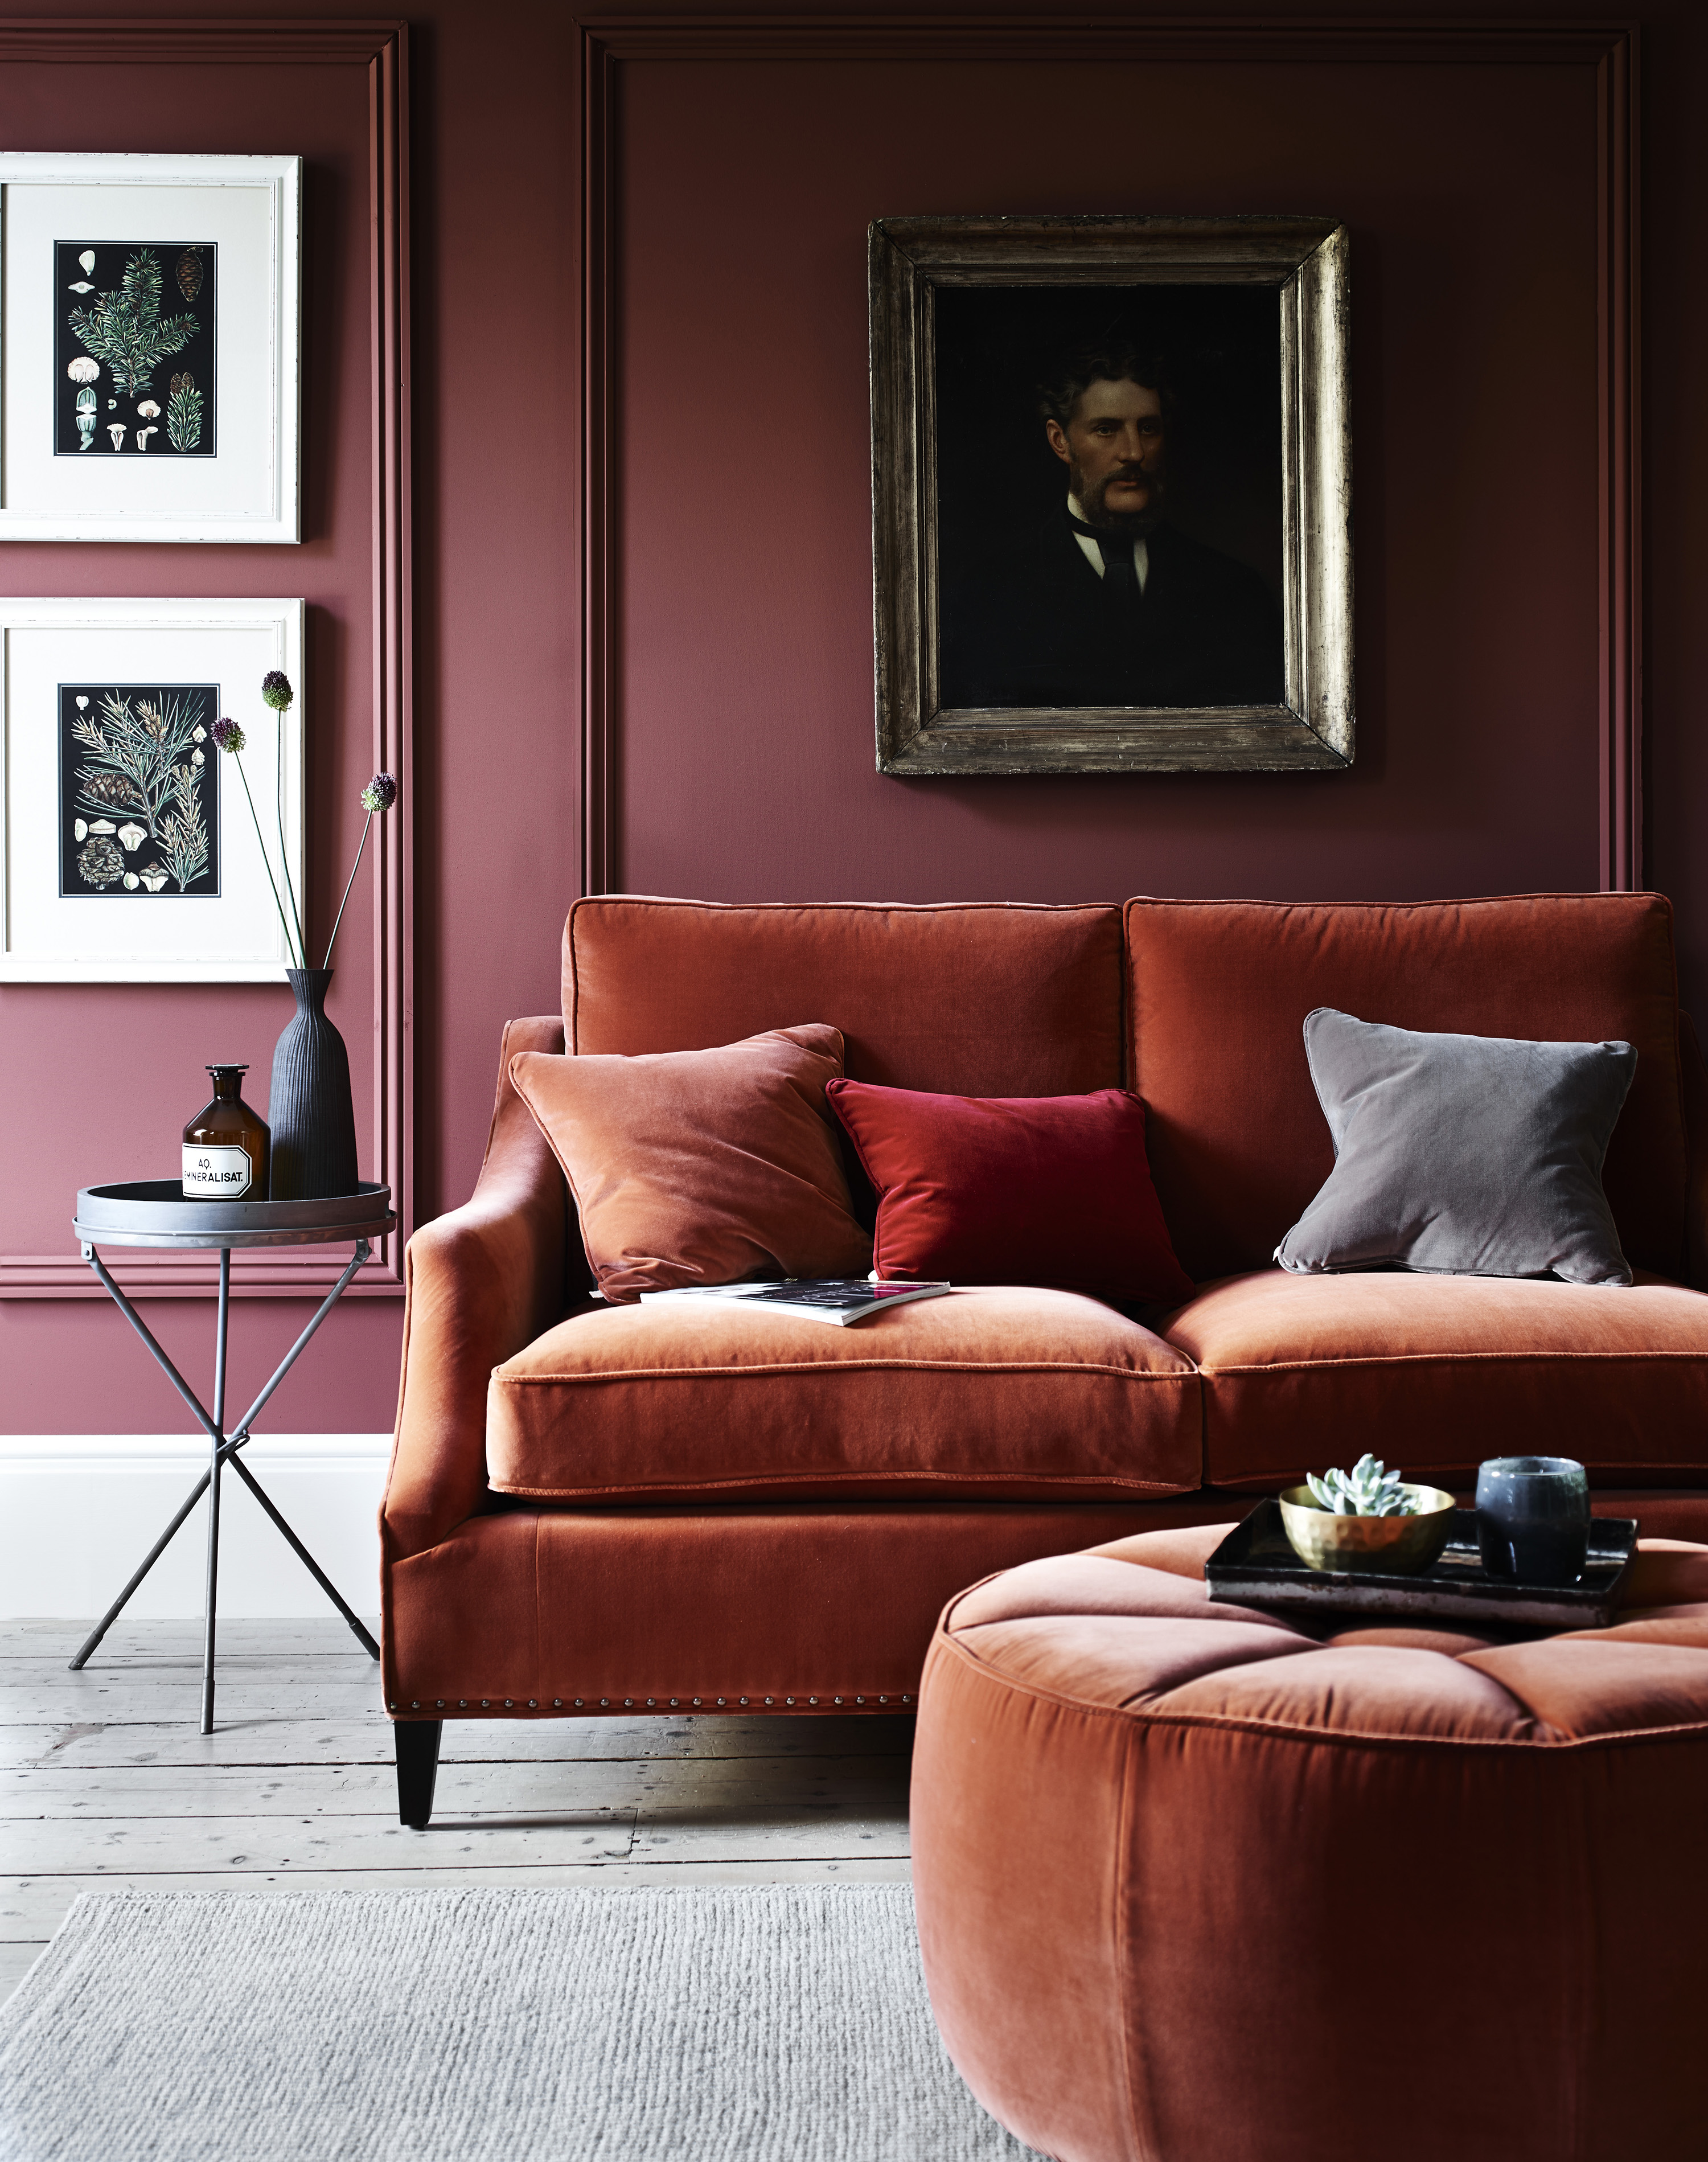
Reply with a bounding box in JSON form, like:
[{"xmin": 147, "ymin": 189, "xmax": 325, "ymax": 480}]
[{"xmin": 637, "ymin": 1278, "xmax": 951, "ymax": 1327}]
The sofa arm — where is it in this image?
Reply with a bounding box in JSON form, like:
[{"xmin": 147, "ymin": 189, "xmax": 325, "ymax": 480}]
[
  {"xmin": 384, "ymin": 1016, "xmax": 573, "ymax": 1560},
  {"xmin": 1682, "ymin": 1013, "xmax": 1708, "ymax": 1293}
]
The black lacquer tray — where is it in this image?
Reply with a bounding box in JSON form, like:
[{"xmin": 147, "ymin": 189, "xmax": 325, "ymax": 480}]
[{"xmin": 1206, "ymin": 1499, "xmax": 1638, "ymax": 1630}]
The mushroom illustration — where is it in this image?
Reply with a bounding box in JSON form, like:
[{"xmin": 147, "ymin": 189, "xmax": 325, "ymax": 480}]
[
  {"xmin": 138, "ymin": 865, "xmax": 168, "ymax": 893},
  {"xmin": 137, "ymin": 399, "xmax": 161, "ymax": 421},
  {"xmin": 136, "ymin": 426, "xmax": 158, "ymax": 452},
  {"xmin": 67, "ymin": 356, "xmax": 99, "ymax": 384},
  {"xmin": 74, "ymin": 386, "xmax": 98, "ymax": 449},
  {"xmin": 75, "ymin": 696, "xmax": 88, "ymax": 710},
  {"xmin": 79, "ymin": 250, "xmax": 95, "ymax": 275},
  {"xmin": 87, "ymin": 819, "xmax": 118, "ymax": 835},
  {"xmin": 117, "ymin": 821, "xmax": 145, "ymax": 852},
  {"xmin": 106, "ymin": 423, "xmax": 125, "ymax": 452}
]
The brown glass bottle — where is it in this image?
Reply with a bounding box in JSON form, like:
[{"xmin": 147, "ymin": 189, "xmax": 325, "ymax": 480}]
[{"xmin": 182, "ymin": 1064, "xmax": 271, "ymax": 1201}]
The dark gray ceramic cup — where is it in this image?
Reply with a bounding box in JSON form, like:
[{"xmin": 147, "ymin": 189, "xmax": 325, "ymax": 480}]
[{"xmin": 1476, "ymin": 1456, "xmax": 1591, "ymax": 1585}]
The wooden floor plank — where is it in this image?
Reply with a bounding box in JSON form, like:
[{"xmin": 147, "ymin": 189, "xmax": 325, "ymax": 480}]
[
  {"xmin": 3, "ymin": 1756, "xmax": 911, "ymax": 1819},
  {"xmin": 0, "ymin": 1675, "xmax": 391, "ymax": 1720},
  {"xmin": 5, "ymin": 1810, "xmax": 641, "ymax": 1873},
  {"xmin": 0, "ymin": 1619, "xmax": 381, "ymax": 1658},
  {"xmin": 0, "ymin": 1941, "xmax": 46, "ymax": 1994},
  {"xmin": 0, "ymin": 1713, "xmax": 914, "ymax": 1769}
]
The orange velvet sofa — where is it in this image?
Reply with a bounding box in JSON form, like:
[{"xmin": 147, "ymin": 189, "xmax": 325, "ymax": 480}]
[{"xmin": 381, "ymin": 892, "xmax": 1708, "ymax": 1824}]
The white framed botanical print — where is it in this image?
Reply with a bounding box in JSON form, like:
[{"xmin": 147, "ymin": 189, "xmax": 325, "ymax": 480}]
[
  {"xmin": 0, "ymin": 597, "xmax": 303, "ymax": 982},
  {"xmin": 0, "ymin": 153, "xmax": 301, "ymax": 542}
]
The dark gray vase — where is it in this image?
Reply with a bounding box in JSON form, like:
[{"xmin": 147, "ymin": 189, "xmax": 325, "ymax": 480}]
[{"xmin": 268, "ymin": 968, "xmax": 359, "ymax": 1199}]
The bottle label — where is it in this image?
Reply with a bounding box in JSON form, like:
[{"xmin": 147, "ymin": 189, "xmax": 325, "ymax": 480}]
[{"xmin": 183, "ymin": 1144, "xmax": 253, "ymax": 1199}]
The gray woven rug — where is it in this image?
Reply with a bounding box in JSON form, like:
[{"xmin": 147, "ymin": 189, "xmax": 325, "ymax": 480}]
[{"xmin": 0, "ymin": 1884, "xmax": 1044, "ymax": 2162}]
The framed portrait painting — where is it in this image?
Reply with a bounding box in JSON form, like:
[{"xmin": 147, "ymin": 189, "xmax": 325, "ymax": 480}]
[
  {"xmin": 0, "ymin": 597, "xmax": 303, "ymax": 982},
  {"xmin": 870, "ymin": 215, "xmax": 1352, "ymax": 774},
  {"xmin": 0, "ymin": 153, "xmax": 301, "ymax": 543}
]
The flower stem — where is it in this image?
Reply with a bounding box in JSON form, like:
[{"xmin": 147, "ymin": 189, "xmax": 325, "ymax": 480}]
[
  {"xmin": 233, "ymin": 756, "xmax": 304, "ymax": 970},
  {"xmin": 274, "ymin": 707, "xmax": 306, "ymax": 969},
  {"xmin": 322, "ymin": 810, "xmax": 372, "ymax": 970}
]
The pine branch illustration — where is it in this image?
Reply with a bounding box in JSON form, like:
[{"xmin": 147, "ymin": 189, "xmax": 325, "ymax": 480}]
[
  {"xmin": 72, "ymin": 690, "xmax": 207, "ymax": 839},
  {"xmin": 167, "ymin": 382, "xmax": 204, "ymax": 453},
  {"xmin": 67, "ymin": 249, "xmax": 200, "ymax": 398},
  {"xmin": 158, "ymin": 783, "xmax": 210, "ymax": 893}
]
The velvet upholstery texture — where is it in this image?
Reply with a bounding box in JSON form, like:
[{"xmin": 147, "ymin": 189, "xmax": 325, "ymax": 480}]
[
  {"xmin": 380, "ymin": 1499, "xmax": 1255, "ymax": 1718},
  {"xmin": 1126, "ymin": 895, "xmax": 1688, "ymax": 1281},
  {"xmin": 912, "ymin": 1525, "xmax": 1708, "ymax": 2162},
  {"xmin": 1164, "ymin": 1266, "xmax": 1708, "ymax": 1489},
  {"xmin": 385, "ymin": 1016, "xmax": 573, "ymax": 1564},
  {"xmin": 1278, "ymin": 1008, "xmax": 1637, "ymax": 1285},
  {"xmin": 509, "ymin": 1023, "xmax": 870, "ymax": 1301},
  {"xmin": 486, "ymin": 1286, "xmax": 1202, "ymax": 1503},
  {"xmin": 564, "ymin": 898, "xmax": 1127, "ymax": 1094},
  {"xmin": 826, "ymin": 1080, "xmax": 1194, "ymax": 1304}
]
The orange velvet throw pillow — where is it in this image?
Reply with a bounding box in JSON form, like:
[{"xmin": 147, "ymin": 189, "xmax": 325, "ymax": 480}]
[{"xmin": 509, "ymin": 1023, "xmax": 872, "ymax": 1302}]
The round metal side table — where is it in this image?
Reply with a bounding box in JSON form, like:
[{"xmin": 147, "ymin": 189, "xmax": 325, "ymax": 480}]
[{"xmin": 71, "ymin": 1180, "xmax": 397, "ymax": 1732}]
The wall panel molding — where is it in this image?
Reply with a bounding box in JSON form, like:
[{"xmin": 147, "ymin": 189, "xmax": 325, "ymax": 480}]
[
  {"xmin": 0, "ymin": 19, "xmax": 413, "ymax": 1301},
  {"xmin": 576, "ymin": 12, "xmax": 1641, "ymax": 896}
]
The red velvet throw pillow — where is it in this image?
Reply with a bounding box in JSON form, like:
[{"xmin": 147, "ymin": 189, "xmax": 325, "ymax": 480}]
[{"xmin": 826, "ymin": 1079, "xmax": 1194, "ymax": 1304}]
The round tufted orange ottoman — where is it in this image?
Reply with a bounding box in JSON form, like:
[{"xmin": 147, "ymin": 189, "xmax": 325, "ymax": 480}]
[{"xmin": 912, "ymin": 1523, "xmax": 1708, "ymax": 2162}]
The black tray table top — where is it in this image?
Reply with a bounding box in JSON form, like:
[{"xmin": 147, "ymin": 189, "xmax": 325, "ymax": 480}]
[
  {"xmin": 1207, "ymin": 1498, "xmax": 1638, "ymax": 1630},
  {"xmin": 75, "ymin": 1178, "xmax": 394, "ymax": 1250}
]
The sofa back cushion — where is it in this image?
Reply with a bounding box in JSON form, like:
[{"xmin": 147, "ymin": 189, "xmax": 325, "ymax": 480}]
[
  {"xmin": 564, "ymin": 898, "xmax": 1126, "ymax": 1095},
  {"xmin": 1124, "ymin": 895, "xmax": 1688, "ymax": 1282}
]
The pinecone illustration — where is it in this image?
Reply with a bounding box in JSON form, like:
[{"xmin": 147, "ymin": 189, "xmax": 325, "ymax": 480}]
[
  {"xmin": 176, "ymin": 249, "xmax": 204, "ymax": 302},
  {"xmin": 80, "ymin": 771, "xmax": 149, "ymax": 811},
  {"xmin": 77, "ymin": 834, "xmax": 124, "ymax": 887}
]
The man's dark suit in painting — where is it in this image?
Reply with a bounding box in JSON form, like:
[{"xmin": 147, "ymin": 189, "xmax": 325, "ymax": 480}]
[{"xmin": 941, "ymin": 507, "xmax": 1285, "ymax": 710}]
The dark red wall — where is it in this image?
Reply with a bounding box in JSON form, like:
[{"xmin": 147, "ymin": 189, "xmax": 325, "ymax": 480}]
[{"xmin": 3, "ymin": 0, "xmax": 1705, "ymax": 1433}]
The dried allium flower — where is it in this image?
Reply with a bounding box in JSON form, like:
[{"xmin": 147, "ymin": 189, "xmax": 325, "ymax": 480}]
[
  {"xmin": 260, "ymin": 670, "xmax": 294, "ymax": 711},
  {"xmin": 360, "ymin": 773, "xmax": 398, "ymax": 814},
  {"xmin": 210, "ymin": 716, "xmax": 245, "ymax": 754}
]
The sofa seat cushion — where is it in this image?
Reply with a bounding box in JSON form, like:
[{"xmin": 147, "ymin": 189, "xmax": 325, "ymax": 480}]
[
  {"xmin": 1165, "ymin": 1267, "xmax": 1708, "ymax": 1490},
  {"xmin": 487, "ymin": 1286, "xmax": 1202, "ymax": 1504}
]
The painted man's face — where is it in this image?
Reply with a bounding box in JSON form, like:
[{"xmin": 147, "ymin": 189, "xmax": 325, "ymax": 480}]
[{"xmin": 1045, "ymin": 377, "xmax": 1166, "ymax": 530}]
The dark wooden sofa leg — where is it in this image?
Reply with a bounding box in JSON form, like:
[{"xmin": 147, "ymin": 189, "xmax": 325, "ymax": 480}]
[{"xmin": 396, "ymin": 1719, "xmax": 442, "ymax": 1829}]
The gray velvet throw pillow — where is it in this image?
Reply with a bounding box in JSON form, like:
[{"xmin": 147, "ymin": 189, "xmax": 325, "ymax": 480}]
[{"xmin": 1275, "ymin": 1009, "xmax": 1637, "ymax": 1286}]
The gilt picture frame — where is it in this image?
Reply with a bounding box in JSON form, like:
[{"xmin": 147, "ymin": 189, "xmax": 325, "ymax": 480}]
[
  {"xmin": 0, "ymin": 597, "xmax": 304, "ymax": 982},
  {"xmin": 0, "ymin": 153, "xmax": 301, "ymax": 543},
  {"xmin": 870, "ymin": 214, "xmax": 1353, "ymax": 774}
]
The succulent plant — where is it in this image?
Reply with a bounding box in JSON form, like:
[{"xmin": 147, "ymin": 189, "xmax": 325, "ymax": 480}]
[{"xmin": 1305, "ymin": 1453, "xmax": 1417, "ymax": 1517}]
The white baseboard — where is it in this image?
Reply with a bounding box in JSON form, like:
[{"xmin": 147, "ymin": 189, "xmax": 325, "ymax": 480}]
[{"xmin": 0, "ymin": 1434, "xmax": 391, "ymax": 1619}]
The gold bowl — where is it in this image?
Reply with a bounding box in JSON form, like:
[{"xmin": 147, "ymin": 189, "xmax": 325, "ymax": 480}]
[{"xmin": 1278, "ymin": 1484, "xmax": 1457, "ymax": 1574}]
